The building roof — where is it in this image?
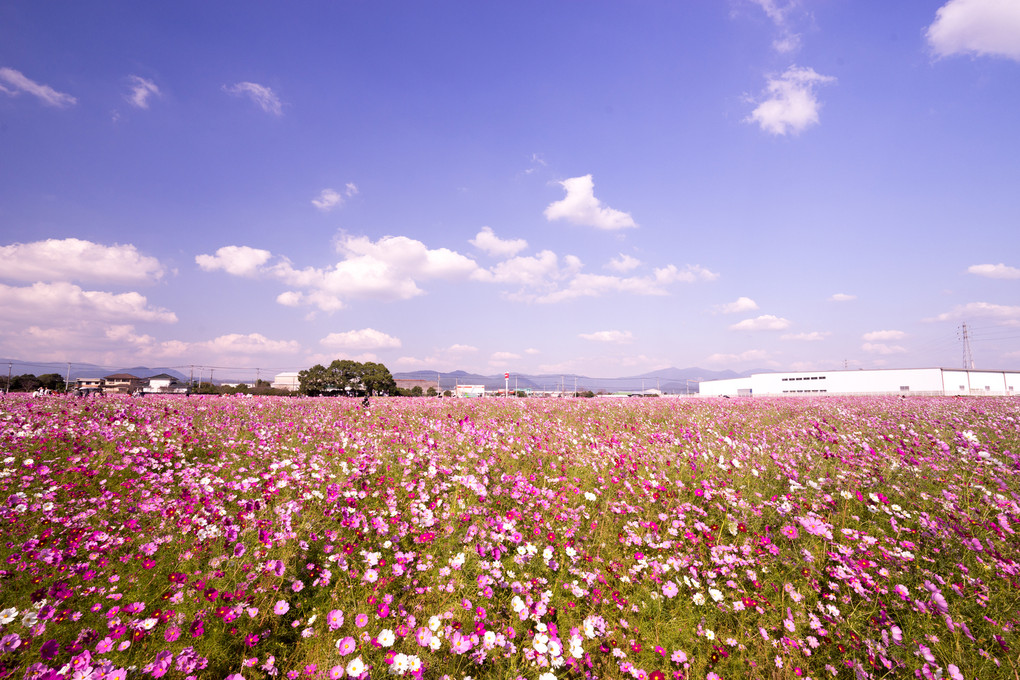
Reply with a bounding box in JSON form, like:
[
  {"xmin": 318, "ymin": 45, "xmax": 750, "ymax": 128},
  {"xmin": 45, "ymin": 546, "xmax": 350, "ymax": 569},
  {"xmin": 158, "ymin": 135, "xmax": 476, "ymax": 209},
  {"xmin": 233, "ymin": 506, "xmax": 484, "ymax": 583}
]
[{"xmin": 103, "ymin": 373, "xmax": 141, "ymax": 380}]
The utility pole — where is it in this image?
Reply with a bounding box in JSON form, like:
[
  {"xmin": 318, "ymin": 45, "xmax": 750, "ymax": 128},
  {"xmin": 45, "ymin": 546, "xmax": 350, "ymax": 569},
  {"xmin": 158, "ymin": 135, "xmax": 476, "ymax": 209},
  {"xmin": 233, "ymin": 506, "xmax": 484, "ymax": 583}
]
[
  {"xmin": 65, "ymin": 362, "xmax": 71, "ymax": 392},
  {"xmin": 189, "ymin": 365, "xmax": 195, "ymax": 389},
  {"xmin": 960, "ymin": 322, "xmax": 974, "ymax": 369},
  {"xmin": 5, "ymin": 362, "xmax": 11, "ymax": 394}
]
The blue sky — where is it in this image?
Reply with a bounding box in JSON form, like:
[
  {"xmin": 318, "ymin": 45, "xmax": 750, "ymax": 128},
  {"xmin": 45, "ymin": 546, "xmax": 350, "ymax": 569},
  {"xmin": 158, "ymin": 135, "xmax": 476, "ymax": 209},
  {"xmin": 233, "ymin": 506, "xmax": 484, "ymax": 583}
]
[{"xmin": 2, "ymin": 0, "xmax": 1019, "ymax": 380}]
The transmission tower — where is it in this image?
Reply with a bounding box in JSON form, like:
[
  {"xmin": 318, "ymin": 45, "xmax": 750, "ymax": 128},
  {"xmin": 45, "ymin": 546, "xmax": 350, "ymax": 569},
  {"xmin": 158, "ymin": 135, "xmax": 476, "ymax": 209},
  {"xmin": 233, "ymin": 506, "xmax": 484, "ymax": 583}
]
[{"xmin": 959, "ymin": 322, "xmax": 974, "ymax": 369}]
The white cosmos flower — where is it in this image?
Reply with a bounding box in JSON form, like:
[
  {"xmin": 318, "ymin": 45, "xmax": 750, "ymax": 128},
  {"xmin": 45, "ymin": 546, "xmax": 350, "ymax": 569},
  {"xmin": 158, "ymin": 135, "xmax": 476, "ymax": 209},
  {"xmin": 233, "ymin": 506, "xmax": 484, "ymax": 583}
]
[{"xmin": 346, "ymin": 657, "xmax": 365, "ymax": 676}]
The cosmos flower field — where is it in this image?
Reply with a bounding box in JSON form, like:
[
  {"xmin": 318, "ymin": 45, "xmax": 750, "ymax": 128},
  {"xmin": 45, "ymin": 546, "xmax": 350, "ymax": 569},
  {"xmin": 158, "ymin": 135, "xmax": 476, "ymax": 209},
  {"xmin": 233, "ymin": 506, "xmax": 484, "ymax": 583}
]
[{"xmin": 1, "ymin": 395, "xmax": 1018, "ymax": 680}]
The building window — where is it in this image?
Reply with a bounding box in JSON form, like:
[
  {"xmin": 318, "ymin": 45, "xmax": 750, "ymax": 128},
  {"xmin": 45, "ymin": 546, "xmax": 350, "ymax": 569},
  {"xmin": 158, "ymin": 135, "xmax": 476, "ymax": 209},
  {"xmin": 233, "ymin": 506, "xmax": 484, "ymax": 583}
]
[
  {"xmin": 900, "ymin": 386, "xmax": 909, "ymax": 391},
  {"xmin": 959, "ymin": 385, "xmax": 966, "ymax": 390}
]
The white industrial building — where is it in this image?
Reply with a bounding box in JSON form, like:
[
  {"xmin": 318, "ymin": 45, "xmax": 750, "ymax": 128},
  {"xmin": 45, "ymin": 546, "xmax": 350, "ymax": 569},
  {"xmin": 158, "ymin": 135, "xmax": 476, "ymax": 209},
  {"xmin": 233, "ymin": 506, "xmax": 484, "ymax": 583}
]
[
  {"xmin": 699, "ymin": 368, "xmax": 1020, "ymax": 398},
  {"xmin": 272, "ymin": 372, "xmax": 301, "ymax": 391}
]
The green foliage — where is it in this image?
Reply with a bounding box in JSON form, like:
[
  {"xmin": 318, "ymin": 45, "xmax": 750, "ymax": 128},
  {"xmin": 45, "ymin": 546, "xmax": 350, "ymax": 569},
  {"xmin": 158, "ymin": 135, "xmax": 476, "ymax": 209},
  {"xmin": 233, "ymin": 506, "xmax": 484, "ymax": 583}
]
[{"xmin": 298, "ymin": 360, "xmax": 396, "ymax": 396}]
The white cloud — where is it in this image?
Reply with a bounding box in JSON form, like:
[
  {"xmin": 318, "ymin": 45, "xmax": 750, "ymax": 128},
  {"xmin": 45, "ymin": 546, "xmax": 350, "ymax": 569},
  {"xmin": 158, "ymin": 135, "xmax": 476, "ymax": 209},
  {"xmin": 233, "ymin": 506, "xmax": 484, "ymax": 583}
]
[
  {"xmin": 525, "ymin": 347, "xmax": 540, "ymax": 355},
  {"xmin": 968, "ymin": 263, "xmax": 1020, "ymax": 279},
  {"xmin": 448, "ymin": 344, "xmax": 478, "ymax": 353},
  {"xmin": 606, "ymin": 254, "xmax": 641, "ymax": 273},
  {"xmin": 0, "ymin": 238, "xmax": 165, "ymax": 284},
  {"xmin": 224, "ymin": 82, "xmax": 283, "ymax": 116},
  {"xmin": 312, "ymin": 184, "xmax": 358, "ymax": 212},
  {"xmin": 198, "ymin": 333, "xmax": 301, "ymax": 355},
  {"xmin": 312, "ymin": 189, "xmax": 343, "ymax": 212},
  {"xmin": 126, "ymin": 76, "xmax": 160, "ymax": 109},
  {"xmin": 195, "ymin": 245, "xmax": 272, "ymax": 276},
  {"xmin": 862, "ymin": 342, "xmax": 907, "ymax": 355},
  {"xmin": 491, "ymin": 351, "xmax": 521, "ymax": 362},
  {"xmin": 746, "ymin": 66, "xmax": 835, "ymax": 135},
  {"xmin": 544, "ymin": 175, "xmax": 637, "ymax": 230},
  {"xmin": 535, "ymin": 265, "xmax": 716, "ymax": 304},
  {"xmin": 705, "ymin": 348, "xmax": 769, "ymax": 365},
  {"xmin": 579, "ymin": 330, "xmax": 634, "ymax": 344},
  {"xmin": 654, "ymin": 264, "xmax": 719, "ymax": 284},
  {"xmin": 0, "ymin": 281, "xmax": 176, "ymax": 323},
  {"xmin": 929, "ymin": 301, "xmax": 1020, "ymax": 325},
  {"xmin": 199, "ymin": 235, "xmax": 481, "ymax": 312},
  {"xmin": 927, "ymin": 0, "xmax": 1020, "ymax": 61},
  {"xmin": 862, "ymin": 329, "xmax": 906, "ymax": 341},
  {"xmin": 470, "ymin": 226, "xmax": 528, "ymax": 258},
  {"xmin": 781, "ymin": 331, "xmax": 830, "ymax": 341},
  {"xmin": 0, "ymin": 67, "xmax": 76, "ymax": 107},
  {"xmin": 516, "ymin": 263, "xmax": 716, "ymax": 304},
  {"xmin": 829, "ymin": 293, "xmax": 856, "ymax": 302},
  {"xmin": 320, "ymin": 328, "xmax": 402, "ymax": 350},
  {"xmin": 749, "ymin": 0, "xmax": 803, "ymax": 53},
  {"xmin": 715, "ymin": 296, "xmax": 759, "ymax": 314},
  {"xmin": 483, "ymin": 250, "xmax": 568, "ymax": 288},
  {"xmin": 729, "ymin": 314, "xmax": 791, "ymax": 331}
]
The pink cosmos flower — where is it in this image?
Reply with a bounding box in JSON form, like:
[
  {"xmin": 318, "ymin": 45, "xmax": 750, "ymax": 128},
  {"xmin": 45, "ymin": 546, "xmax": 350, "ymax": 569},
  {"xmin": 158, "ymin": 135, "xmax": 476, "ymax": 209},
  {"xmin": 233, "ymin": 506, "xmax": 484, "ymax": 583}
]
[
  {"xmin": 327, "ymin": 609, "xmax": 344, "ymax": 630},
  {"xmin": 662, "ymin": 581, "xmax": 678, "ymax": 598},
  {"xmin": 274, "ymin": 600, "xmax": 290, "ymax": 616},
  {"xmin": 416, "ymin": 627, "xmax": 433, "ymax": 647},
  {"xmin": 337, "ymin": 636, "xmax": 356, "ymax": 655}
]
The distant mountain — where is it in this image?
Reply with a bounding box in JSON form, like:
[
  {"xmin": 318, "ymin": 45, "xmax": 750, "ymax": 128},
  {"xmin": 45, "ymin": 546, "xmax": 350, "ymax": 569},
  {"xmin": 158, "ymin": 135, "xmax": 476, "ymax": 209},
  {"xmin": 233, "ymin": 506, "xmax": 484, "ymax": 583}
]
[
  {"xmin": 0, "ymin": 359, "xmax": 189, "ymax": 383},
  {"xmin": 393, "ymin": 366, "xmax": 741, "ymax": 394}
]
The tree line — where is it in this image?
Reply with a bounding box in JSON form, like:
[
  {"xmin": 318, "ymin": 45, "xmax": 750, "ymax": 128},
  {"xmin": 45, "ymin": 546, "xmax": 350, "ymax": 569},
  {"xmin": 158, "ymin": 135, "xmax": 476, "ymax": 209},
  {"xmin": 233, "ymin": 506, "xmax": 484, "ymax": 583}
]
[
  {"xmin": 1, "ymin": 373, "xmax": 66, "ymax": 393},
  {"xmin": 297, "ymin": 360, "xmax": 397, "ymax": 396}
]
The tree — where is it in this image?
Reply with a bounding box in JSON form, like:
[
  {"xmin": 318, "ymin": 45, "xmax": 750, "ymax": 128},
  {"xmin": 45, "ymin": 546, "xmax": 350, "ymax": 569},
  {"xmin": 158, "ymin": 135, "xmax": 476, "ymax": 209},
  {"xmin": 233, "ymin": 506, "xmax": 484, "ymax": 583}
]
[
  {"xmin": 298, "ymin": 364, "xmax": 329, "ymax": 396},
  {"xmin": 299, "ymin": 360, "xmax": 396, "ymax": 396},
  {"xmin": 10, "ymin": 374, "xmax": 41, "ymax": 392},
  {"xmin": 426, "ymin": 387, "xmax": 437, "ymax": 397},
  {"xmin": 358, "ymin": 362, "xmax": 397, "ymax": 396},
  {"xmin": 37, "ymin": 373, "xmax": 66, "ymax": 391}
]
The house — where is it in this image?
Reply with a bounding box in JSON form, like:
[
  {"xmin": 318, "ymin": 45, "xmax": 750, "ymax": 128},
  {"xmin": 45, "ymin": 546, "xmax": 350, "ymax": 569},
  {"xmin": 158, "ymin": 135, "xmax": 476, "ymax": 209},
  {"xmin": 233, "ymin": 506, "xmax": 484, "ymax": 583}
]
[
  {"xmin": 102, "ymin": 373, "xmax": 145, "ymax": 394},
  {"xmin": 75, "ymin": 377, "xmax": 103, "ymax": 393},
  {"xmin": 145, "ymin": 373, "xmax": 187, "ymax": 394}
]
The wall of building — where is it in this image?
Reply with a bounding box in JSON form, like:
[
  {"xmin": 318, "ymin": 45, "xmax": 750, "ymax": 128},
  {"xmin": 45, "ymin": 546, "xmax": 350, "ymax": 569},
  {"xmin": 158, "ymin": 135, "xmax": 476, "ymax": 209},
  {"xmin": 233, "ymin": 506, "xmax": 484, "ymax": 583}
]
[
  {"xmin": 699, "ymin": 377, "xmax": 752, "ymax": 397},
  {"xmin": 700, "ymin": 368, "xmax": 1020, "ymax": 397},
  {"xmin": 272, "ymin": 372, "xmax": 301, "ymax": 391}
]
